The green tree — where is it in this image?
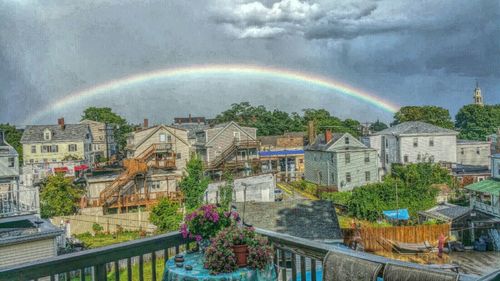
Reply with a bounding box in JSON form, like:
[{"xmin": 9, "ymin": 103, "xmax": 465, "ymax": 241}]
[
  {"xmin": 392, "ymin": 106, "xmax": 454, "ymax": 129},
  {"xmin": 40, "ymin": 173, "xmax": 83, "ymax": 218},
  {"xmin": 0, "ymin": 124, "xmax": 23, "ymax": 162},
  {"xmin": 369, "ymin": 120, "xmax": 388, "ymax": 132},
  {"xmin": 455, "ymin": 104, "xmax": 500, "ymax": 140},
  {"xmin": 219, "ymin": 172, "xmax": 234, "ymax": 210},
  {"xmin": 179, "ymin": 156, "xmax": 210, "ymax": 210},
  {"xmin": 302, "ymin": 108, "xmax": 360, "ymax": 137},
  {"xmin": 81, "ymin": 107, "xmax": 133, "ymax": 151},
  {"xmin": 149, "ymin": 198, "xmax": 182, "ymax": 232}
]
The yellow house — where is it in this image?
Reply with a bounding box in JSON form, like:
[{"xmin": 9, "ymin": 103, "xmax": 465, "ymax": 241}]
[{"xmin": 21, "ymin": 119, "xmax": 93, "ymax": 165}]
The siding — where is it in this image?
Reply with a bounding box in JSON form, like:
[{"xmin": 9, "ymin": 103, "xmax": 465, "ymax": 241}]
[
  {"xmin": 399, "ymin": 135, "xmax": 457, "ymax": 163},
  {"xmin": 0, "ymin": 238, "xmax": 57, "ymax": 267},
  {"xmin": 23, "ymin": 141, "xmax": 89, "ymax": 164},
  {"xmin": 456, "ymin": 142, "xmax": 491, "ymax": 167},
  {"xmin": 206, "ymin": 123, "xmax": 257, "ymax": 164}
]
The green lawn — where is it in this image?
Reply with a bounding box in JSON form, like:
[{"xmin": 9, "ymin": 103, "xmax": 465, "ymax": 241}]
[
  {"xmin": 69, "ymin": 258, "xmax": 166, "ymax": 281},
  {"xmin": 75, "ymin": 231, "xmax": 142, "ymax": 248}
]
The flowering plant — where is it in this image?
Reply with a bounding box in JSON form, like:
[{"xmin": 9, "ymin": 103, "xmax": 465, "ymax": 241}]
[
  {"xmin": 180, "ymin": 204, "xmax": 237, "ymax": 241},
  {"xmin": 204, "ymin": 227, "xmax": 239, "ymax": 274},
  {"xmin": 247, "ymin": 236, "xmax": 273, "ymax": 270}
]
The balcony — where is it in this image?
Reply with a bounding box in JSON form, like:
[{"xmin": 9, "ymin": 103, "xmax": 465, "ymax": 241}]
[
  {"xmin": 0, "ymin": 188, "xmax": 39, "ymax": 218},
  {"xmin": 0, "ymin": 229, "xmax": 487, "ymax": 281},
  {"xmin": 472, "ymin": 200, "xmax": 500, "ymax": 217}
]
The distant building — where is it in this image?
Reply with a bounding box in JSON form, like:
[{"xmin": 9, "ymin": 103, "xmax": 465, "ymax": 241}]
[
  {"xmin": 305, "ymin": 130, "xmax": 378, "ymax": 191},
  {"xmin": 466, "ymin": 154, "xmax": 500, "ymax": 218},
  {"xmin": 173, "ymin": 114, "xmax": 206, "ymax": 125},
  {"xmin": 473, "ymin": 81, "xmax": 484, "ymax": 106},
  {"xmin": 172, "ymin": 115, "xmax": 209, "ymax": 146},
  {"xmin": 205, "ymin": 174, "xmax": 276, "ymax": 203},
  {"xmin": 80, "ymin": 119, "xmax": 117, "ymax": 160},
  {"xmin": 364, "ymin": 121, "xmax": 458, "ymax": 176},
  {"xmin": 486, "ymin": 128, "xmax": 500, "ymax": 155},
  {"xmin": 456, "ymin": 139, "xmax": 491, "ymax": 168},
  {"xmin": 0, "ymin": 131, "xmax": 19, "ymax": 193},
  {"xmin": 21, "ymin": 118, "xmax": 93, "ymax": 166},
  {"xmin": 259, "ymin": 132, "xmax": 305, "ymax": 180},
  {"xmin": 194, "ymin": 121, "xmax": 260, "ymax": 173}
]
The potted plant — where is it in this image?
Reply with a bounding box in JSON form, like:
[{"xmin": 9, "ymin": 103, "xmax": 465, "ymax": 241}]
[
  {"xmin": 224, "ymin": 225, "xmax": 256, "ymax": 267},
  {"xmin": 204, "ymin": 229, "xmax": 238, "ymax": 274},
  {"xmin": 247, "ymin": 235, "xmax": 274, "ymax": 270},
  {"xmin": 180, "ymin": 205, "xmax": 236, "ymax": 251}
]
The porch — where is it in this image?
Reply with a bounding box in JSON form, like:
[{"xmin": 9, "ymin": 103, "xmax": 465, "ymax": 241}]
[{"xmin": 0, "ymin": 229, "xmax": 486, "ymax": 281}]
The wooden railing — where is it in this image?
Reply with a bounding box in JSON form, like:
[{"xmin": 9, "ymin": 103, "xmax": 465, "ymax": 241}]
[
  {"xmin": 0, "ymin": 188, "xmax": 39, "ymax": 218},
  {"xmin": 0, "ymin": 229, "xmax": 482, "ymax": 281},
  {"xmin": 206, "ymin": 139, "xmax": 260, "ymax": 170}
]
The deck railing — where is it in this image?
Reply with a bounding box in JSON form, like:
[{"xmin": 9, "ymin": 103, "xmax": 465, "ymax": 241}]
[
  {"xmin": 472, "ymin": 200, "xmax": 500, "ymax": 217},
  {"xmin": 0, "ymin": 229, "xmax": 481, "ymax": 281},
  {"xmin": 0, "ymin": 188, "xmax": 39, "ymax": 218}
]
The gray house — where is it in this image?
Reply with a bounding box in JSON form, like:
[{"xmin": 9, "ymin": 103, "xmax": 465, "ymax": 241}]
[
  {"xmin": 0, "ymin": 131, "xmax": 19, "ymax": 193},
  {"xmin": 305, "ymin": 130, "xmax": 378, "ymax": 191}
]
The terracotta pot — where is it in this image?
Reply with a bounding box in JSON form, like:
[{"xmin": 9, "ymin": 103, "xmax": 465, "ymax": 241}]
[{"xmin": 232, "ymin": 244, "xmax": 248, "ymax": 267}]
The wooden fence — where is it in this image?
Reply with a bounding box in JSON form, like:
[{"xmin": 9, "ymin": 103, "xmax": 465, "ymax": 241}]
[{"xmin": 343, "ymin": 224, "xmax": 451, "ymax": 252}]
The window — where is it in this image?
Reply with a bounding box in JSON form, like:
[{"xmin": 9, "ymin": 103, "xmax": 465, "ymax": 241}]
[
  {"xmin": 31, "ymin": 145, "xmax": 36, "ymax": 153},
  {"xmin": 365, "ymin": 171, "xmax": 371, "ymax": 181},
  {"xmin": 233, "ymin": 131, "xmax": 241, "ymax": 141},
  {"xmin": 413, "ymin": 138, "xmax": 418, "ymax": 147},
  {"xmin": 51, "ymin": 159, "xmax": 57, "ymax": 162},
  {"xmin": 159, "ymin": 133, "xmax": 166, "ymax": 142},
  {"xmin": 417, "ymin": 154, "xmax": 422, "ymax": 161},
  {"xmin": 385, "ymin": 154, "xmax": 389, "ymax": 164},
  {"xmin": 346, "ymin": 172, "xmax": 351, "ymax": 183},
  {"xmin": 345, "ymin": 152, "xmax": 350, "ymax": 164},
  {"xmin": 429, "ymin": 138, "xmax": 434, "ymax": 147},
  {"xmin": 8, "ymin": 157, "xmax": 14, "ymax": 167},
  {"xmin": 476, "ymin": 147, "xmax": 480, "ymax": 155},
  {"xmin": 43, "ymin": 129, "xmax": 51, "ymax": 140},
  {"xmin": 176, "ymin": 153, "xmax": 181, "ymax": 159},
  {"xmin": 42, "ymin": 145, "xmax": 58, "ymax": 153},
  {"xmin": 345, "ymin": 137, "xmax": 350, "ymax": 145},
  {"xmin": 167, "ymin": 135, "xmax": 172, "ymax": 142},
  {"xmin": 429, "ymin": 155, "xmax": 435, "ymax": 163},
  {"xmin": 68, "ymin": 144, "xmax": 77, "ymax": 152},
  {"xmin": 29, "ymin": 159, "xmax": 34, "ymax": 164},
  {"xmin": 404, "ymin": 155, "xmax": 409, "ymax": 163},
  {"xmin": 461, "ymin": 148, "xmax": 465, "ymax": 155},
  {"xmin": 364, "ymin": 152, "xmax": 370, "ymax": 163}
]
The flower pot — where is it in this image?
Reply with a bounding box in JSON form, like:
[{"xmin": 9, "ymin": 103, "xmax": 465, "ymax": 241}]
[{"xmin": 232, "ymin": 244, "xmax": 248, "ymax": 267}]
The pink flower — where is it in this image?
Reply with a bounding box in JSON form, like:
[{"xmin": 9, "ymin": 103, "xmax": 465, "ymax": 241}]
[
  {"xmin": 195, "ymin": 235, "xmax": 202, "ymax": 242},
  {"xmin": 180, "ymin": 224, "xmax": 189, "ymax": 238}
]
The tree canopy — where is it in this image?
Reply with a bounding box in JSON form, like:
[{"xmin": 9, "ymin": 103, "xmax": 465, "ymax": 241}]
[
  {"xmin": 40, "ymin": 173, "xmax": 83, "ymax": 218},
  {"xmin": 345, "ymin": 163, "xmax": 450, "ymax": 222},
  {"xmin": 149, "ymin": 198, "xmax": 183, "ymax": 232},
  {"xmin": 179, "ymin": 156, "xmax": 210, "ymax": 210},
  {"xmin": 369, "ymin": 120, "xmax": 388, "ymax": 132},
  {"xmin": 81, "ymin": 107, "xmax": 133, "ymax": 150},
  {"xmin": 0, "ymin": 124, "xmax": 23, "ymax": 162},
  {"xmin": 392, "ymin": 106, "xmax": 454, "ymax": 129},
  {"xmin": 455, "ymin": 104, "xmax": 500, "ymax": 140}
]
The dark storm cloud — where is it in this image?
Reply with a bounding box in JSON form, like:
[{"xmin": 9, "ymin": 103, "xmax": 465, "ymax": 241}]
[{"xmin": 0, "ymin": 0, "xmax": 498, "ymax": 125}]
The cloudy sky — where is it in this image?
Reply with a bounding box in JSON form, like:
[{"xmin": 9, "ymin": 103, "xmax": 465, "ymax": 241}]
[{"xmin": 0, "ymin": 0, "xmax": 499, "ymax": 126}]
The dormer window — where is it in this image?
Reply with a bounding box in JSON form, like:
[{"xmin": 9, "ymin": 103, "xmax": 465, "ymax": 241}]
[
  {"xmin": 43, "ymin": 129, "xmax": 51, "ymax": 141},
  {"xmin": 345, "ymin": 137, "xmax": 349, "ymax": 145}
]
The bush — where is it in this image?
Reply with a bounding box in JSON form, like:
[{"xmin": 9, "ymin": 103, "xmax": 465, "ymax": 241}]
[
  {"xmin": 92, "ymin": 223, "xmax": 104, "ymax": 234},
  {"xmin": 321, "ymin": 191, "xmax": 352, "ymax": 206},
  {"xmin": 290, "ymin": 180, "xmax": 318, "ymax": 195},
  {"xmin": 149, "ymin": 198, "xmax": 182, "ymax": 232}
]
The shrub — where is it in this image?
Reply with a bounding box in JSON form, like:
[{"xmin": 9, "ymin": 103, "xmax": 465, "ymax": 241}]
[
  {"xmin": 149, "ymin": 198, "xmax": 182, "ymax": 232},
  {"xmin": 321, "ymin": 191, "xmax": 352, "ymax": 206},
  {"xmin": 290, "ymin": 180, "xmax": 318, "ymax": 195},
  {"xmin": 92, "ymin": 223, "xmax": 104, "ymax": 234}
]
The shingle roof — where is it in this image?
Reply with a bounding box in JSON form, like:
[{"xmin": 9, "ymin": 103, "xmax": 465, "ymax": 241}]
[
  {"xmin": 172, "ymin": 123, "xmax": 209, "ymax": 139},
  {"xmin": 373, "ymin": 121, "xmax": 458, "ymax": 136},
  {"xmin": 234, "ymin": 199, "xmax": 343, "ymax": 241},
  {"xmin": 419, "ymin": 203, "xmax": 471, "ymax": 221},
  {"xmin": 307, "ymin": 133, "xmax": 344, "ymax": 151},
  {"xmin": 21, "ymin": 124, "xmax": 90, "ymax": 143}
]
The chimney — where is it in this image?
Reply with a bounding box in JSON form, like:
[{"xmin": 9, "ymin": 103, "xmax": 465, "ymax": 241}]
[
  {"xmin": 307, "ymin": 121, "xmax": 315, "ymax": 144},
  {"xmin": 143, "ymin": 118, "xmax": 149, "ymax": 129},
  {"xmin": 0, "ymin": 131, "xmax": 5, "ymax": 146},
  {"xmin": 58, "ymin": 118, "xmax": 65, "ymax": 130},
  {"xmin": 325, "ymin": 129, "xmax": 332, "ymax": 143}
]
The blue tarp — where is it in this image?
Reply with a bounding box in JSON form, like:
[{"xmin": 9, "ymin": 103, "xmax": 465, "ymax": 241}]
[
  {"xmin": 259, "ymin": 149, "xmax": 304, "ymax": 157},
  {"xmin": 382, "ymin": 209, "xmax": 409, "ymax": 220}
]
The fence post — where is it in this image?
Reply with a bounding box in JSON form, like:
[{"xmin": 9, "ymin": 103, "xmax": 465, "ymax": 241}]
[{"xmin": 94, "ymin": 264, "xmax": 107, "ymax": 281}]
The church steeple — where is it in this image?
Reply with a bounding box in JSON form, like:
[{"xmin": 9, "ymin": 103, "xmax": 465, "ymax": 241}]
[{"xmin": 473, "ymin": 80, "xmax": 483, "ymax": 106}]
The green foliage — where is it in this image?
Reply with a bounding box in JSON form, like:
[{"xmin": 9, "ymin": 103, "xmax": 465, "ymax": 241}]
[
  {"xmin": 179, "ymin": 156, "xmax": 210, "ymax": 210},
  {"xmin": 290, "ymin": 180, "xmax": 318, "ymax": 195},
  {"xmin": 455, "ymin": 104, "xmax": 500, "ymax": 140},
  {"xmin": 422, "ymin": 219, "xmax": 439, "ymax": 225},
  {"xmin": 346, "ymin": 163, "xmax": 449, "ymax": 222},
  {"xmin": 369, "ymin": 120, "xmax": 388, "ymax": 132},
  {"xmin": 81, "ymin": 107, "xmax": 133, "ymax": 150},
  {"xmin": 392, "ymin": 106, "xmax": 454, "ymax": 129},
  {"xmin": 303, "ymin": 108, "xmax": 361, "ymax": 137},
  {"xmin": 149, "ymin": 198, "xmax": 182, "ymax": 232},
  {"xmin": 76, "ymin": 231, "xmax": 141, "ymax": 249},
  {"xmin": 219, "ymin": 172, "xmax": 234, "ymax": 210},
  {"xmin": 0, "ymin": 123, "xmax": 23, "ymax": 162},
  {"xmin": 40, "ymin": 173, "xmax": 83, "ymax": 218},
  {"xmin": 92, "ymin": 223, "xmax": 104, "ymax": 234},
  {"xmin": 320, "ymin": 191, "xmax": 352, "ymax": 206}
]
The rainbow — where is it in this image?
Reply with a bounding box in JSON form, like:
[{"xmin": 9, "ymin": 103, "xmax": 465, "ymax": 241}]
[{"xmin": 25, "ymin": 64, "xmax": 399, "ymax": 123}]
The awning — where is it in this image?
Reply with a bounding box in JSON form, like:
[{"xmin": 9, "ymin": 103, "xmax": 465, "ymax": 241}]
[
  {"xmin": 74, "ymin": 164, "xmax": 89, "ymax": 171},
  {"xmin": 465, "ymin": 179, "xmax": 500, "ymax": 196},
  {"xmin": 259, "ymin": 149, "xmax": 304, "ymax": 157},
  {"xmin": 383, "ymin": 209, "xmax": 409, "ymax": 220},
  {"xmin": 53, "ymin": 167, "xmax": 69, "ymax": 173}
]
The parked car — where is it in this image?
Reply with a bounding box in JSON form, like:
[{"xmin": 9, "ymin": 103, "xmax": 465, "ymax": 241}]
[{"xmin": 274, "ymin": 188, "xmax": 284, "ymax": 201}]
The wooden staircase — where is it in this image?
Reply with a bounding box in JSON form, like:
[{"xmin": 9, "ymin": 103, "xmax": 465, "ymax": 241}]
[
  {"xmin": 99, "ymin": 143, "xmax": 176, "ymax": 207},
  {"xmin": 205, "ymin": 140, "xmax": 260, "ymax": 170}
]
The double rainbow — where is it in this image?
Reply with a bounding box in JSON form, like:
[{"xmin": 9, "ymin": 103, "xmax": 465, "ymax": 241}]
[{"xmin": 25, "ymin": 64, "xmax": 399, "ymax": 123}]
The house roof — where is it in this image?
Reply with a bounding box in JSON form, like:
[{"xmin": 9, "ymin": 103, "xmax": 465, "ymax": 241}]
[
  {"xmin": 307, "ymin": 133, "xmax": 344, "ymax": 151},
  {"xmin": 373, "ymin": 121, "xmax": 458, "ymax": 136},
  {"xmin": 457, "ymin": 139, "xmax": 490, "ymax": 145},
  {"xmin": 234, "ymin": 199, "xmax": 343, "ymax": 241},
  {"xmin": 465, "ymin": 179, "xmax": 500, "ymax": 196},
  {"xmin": 172, "ymin": 123, "xmax": 209, "ymax": 139},
  {"xmin": 0, "ymin": 216, "xmax": 63, "ymax": 246},
  {"xmin": 419, "ymin": 203, "xmax": 471, "ymax": 222},
  {"xmin": 205, "ymin": 121, "xmax": 256, "ymax": 146},
  {"xmin": 259, "ymin": 150, "xmax": 304, "ymax": 157},
  {"xmin": 131, "ymin": 125, "xmax": 189, "ymax": 149},
  {"xmin": 21, "ymin": 124, "xmax": 90, "ymax": 143}
]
